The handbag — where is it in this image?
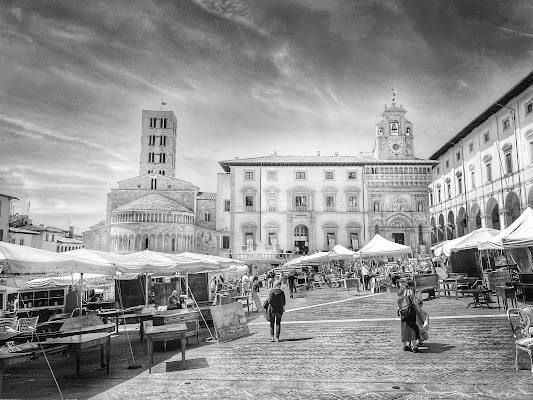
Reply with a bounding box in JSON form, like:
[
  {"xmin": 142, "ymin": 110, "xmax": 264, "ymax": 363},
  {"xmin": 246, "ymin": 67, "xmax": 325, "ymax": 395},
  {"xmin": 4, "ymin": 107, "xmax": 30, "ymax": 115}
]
[{"xmin": 398, "ymin": 295, "xmax": 414, "ymax": 321}]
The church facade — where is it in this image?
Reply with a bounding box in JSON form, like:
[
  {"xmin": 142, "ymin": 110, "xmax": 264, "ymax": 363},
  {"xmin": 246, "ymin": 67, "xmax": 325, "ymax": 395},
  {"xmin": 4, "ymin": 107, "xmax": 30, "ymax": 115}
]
[
  {"xmin": 83, "ymin": 110, "xmax": 218, "ymax": 254},
  {"xmin": 216, "ymin": 99, "xmax": 437, "ymax": 270}
]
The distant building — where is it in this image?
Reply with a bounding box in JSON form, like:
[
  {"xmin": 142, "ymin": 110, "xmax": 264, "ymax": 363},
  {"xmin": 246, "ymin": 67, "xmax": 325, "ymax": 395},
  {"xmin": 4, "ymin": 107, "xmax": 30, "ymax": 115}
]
[
  {"xmin": 217, "ymin": 99, "xmax": 436, "ymax": 272},
  {"xmin": 429, "ymin": 70, "xmax": 533, "ymax": 242},
  {"xmin": 8, "ymin": 216, "xmax": 82, "ymax": 252},
  {"xmin": 0, "ymin": 194, "xmax": 18, "ymax": 242},
  {"xmin": 83, "ymin": 110, "xmax": 218, "ymax": 254}
]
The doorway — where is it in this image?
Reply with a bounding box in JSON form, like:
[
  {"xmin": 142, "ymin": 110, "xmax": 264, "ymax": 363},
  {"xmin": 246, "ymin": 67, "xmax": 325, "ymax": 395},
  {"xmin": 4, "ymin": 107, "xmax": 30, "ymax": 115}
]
[{"xmin": 392, "ymin": 233, "xmax": 404, "ymax": 245}]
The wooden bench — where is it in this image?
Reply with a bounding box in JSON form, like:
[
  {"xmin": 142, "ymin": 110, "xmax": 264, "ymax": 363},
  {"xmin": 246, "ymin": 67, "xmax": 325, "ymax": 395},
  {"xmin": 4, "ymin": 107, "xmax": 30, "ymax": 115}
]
[{"xmin": 413, "ymin": 274, "xmax": 439, "ymax": 300}]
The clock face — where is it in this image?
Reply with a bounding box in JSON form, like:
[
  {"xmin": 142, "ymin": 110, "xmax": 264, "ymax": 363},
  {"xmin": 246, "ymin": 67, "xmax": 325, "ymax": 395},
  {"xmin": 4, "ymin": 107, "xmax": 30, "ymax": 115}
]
[{"xmin": 388, "ymin": 139, "xmax": 403, "ymax": 155}]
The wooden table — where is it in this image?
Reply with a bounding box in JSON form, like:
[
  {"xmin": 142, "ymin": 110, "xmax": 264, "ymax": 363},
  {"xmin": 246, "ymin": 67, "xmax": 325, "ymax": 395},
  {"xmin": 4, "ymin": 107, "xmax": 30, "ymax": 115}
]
[
  {"xmin": 43, "ymin": 332, "xmax": 112, "ymax": 375},
  {"xmin": 145, "ymin": 323, "xmax": 187, "ymax": 373},
  {"xmin": 0, "ymin": 344, "xmax": 69, "ymax": 398},
  {"xmin": 461, "ymin": 288, "xmax": 492, "ymax": 309},
  {"xmin": 140, "ymin": 310, "xmax": 200, "ymax": 344}
]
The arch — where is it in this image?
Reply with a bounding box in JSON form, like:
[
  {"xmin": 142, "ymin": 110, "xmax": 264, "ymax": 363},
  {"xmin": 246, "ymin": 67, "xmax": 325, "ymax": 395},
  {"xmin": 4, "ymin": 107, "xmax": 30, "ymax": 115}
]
[
  {"xmin": 321, "ymin": 186, "xmax": 338, "ymax": 193},
  {"xmin": 387, "ymin": 215, "xmax": 411, "ymax": 229},
  {"xmin": 446, "ymin": 211, "xmax": 455, "ymax": 240},
  {"xmin": 504, "ymin": 191, "xmax": 521, "ymax": 227},
  {"xmin": 437, "ymin": 214, "xmax": 445, "ymax": 242},
  {"xmin": 485, "ymin": 197, "xmax": 500, "ymax": 230},
  {"xmin": 430, "ymin": 217, "xmax": 437, "ymax": 245},
  {"xmin": 457, "ymin": 207, "xmax": 467, "ymax": 237},
  {"xmin": 528, "ymin": 186, "xmax": 533, "ymax": 208}
]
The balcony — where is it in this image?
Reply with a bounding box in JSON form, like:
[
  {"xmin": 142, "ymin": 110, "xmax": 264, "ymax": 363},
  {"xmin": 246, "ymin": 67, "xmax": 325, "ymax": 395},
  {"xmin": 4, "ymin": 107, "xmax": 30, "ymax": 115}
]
[
  {"xmin": 295, "ymin": 206, "xmax": 307, "ymax": 212},
  {"xmin": 245, "ymin": 206, "xmax": 255, "ymax": 212},
  {"xmin": 347, "ymin": 206, "xmax": 358, "ymax": 212}
]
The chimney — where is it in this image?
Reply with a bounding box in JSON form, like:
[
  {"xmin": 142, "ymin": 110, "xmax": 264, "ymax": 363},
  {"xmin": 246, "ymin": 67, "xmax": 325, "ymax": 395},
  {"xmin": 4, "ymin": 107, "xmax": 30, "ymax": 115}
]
[
  {"xmin": 317, "ymin": 151, "xmax": 321, "ymax": 156},
  {"xmin": 69, "ymin": 226, "xmax": 74, "ymax": 238}
]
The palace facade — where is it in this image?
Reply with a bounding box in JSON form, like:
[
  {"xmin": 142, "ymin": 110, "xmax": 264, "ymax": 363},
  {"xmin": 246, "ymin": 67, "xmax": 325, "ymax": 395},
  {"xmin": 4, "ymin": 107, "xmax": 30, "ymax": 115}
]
[
  {"xmin": 429, "ymin": 71, "xmax": 533, "ymax": 242},
  {"xmin": 83, "ymin": 110, "xmax": 218, "ymax": 254},
  {"xmin": 216, "ymin": 100, "xmax": 436, "ymax": 271}
]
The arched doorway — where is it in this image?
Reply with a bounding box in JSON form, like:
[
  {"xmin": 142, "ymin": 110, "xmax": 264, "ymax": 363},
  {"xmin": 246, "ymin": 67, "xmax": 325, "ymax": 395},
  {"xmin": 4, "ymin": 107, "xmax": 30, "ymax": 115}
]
[
  {"xmin": 457, "ymin": 207, "xmax": 466, "ymax": 237},
  {"xmin": 447, "ymin": 211, "xmax": 455, "ymax": 240},
  {"xmin": 504, "ymin": 191, "xmax": 521, "ymax": 228},
  {"xmin": 470, "ymin": 203, "xmax": 482, "ymax": 231},
  {"xmin": 293, "ymin": 224, "xmax": 309, "ymax": 254},
  {"xmin": 486, "ymin": 198, "xmax": 500, "ymax": 230},
  {"xmin": 438, "ymin": 214, "xmax": 445, "ymax": 242},
  {"xmin": 430, "ymin": 217, "xmax": 436, "ymax": 245}
]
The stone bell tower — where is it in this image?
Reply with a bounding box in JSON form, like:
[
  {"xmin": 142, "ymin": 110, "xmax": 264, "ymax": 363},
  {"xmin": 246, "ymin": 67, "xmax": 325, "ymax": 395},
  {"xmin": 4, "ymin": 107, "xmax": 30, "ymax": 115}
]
[{"xmin": 374, "ymin": 90, "xmax": 415, "ymax": 160}]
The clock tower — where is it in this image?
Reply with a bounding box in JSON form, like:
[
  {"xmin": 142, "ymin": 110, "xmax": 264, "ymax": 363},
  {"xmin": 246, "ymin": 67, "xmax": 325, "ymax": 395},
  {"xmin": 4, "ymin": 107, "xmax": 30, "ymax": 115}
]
[{"xmin": 374, "ymin": 91, "xmax": 414, "ymax": 160}]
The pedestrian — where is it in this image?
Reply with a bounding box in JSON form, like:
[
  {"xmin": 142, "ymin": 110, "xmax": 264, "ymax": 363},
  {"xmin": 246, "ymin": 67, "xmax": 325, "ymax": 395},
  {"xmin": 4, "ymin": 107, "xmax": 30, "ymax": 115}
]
[
  {"xmin": 397, "ymin": 280, "xmax": 421, "ymax": 353},
  {"xmin": 416, "ymin": 299, "xmax": 430, "ymax": 346},
  {"xmin": 361, "ymin": 263, "xmax": 369, "ymax": 290},
  {"xmin": 241, "ymin": 273, "xmax": 250, "ymax": 296},
  {"xmin": 267, "ymin": 270, "xmax": 275, "ymax": 289},
  {"xmin": 287, "ymin": 269, "xmax": 297, "ymax": 298},
  {"xmin": 252, "ymin": 273, "xmax": 260, "ymax": 292},
  {"xmin": 168, "ymin": 290, "xmax": 182, "ymax": 310},
  {"xmin": 266, "ymin": 280, "xmax": 285, "ymax": 342},
  {"xmin": 280, "ymin": 271, "xmax": 287, "ymax": 288}
]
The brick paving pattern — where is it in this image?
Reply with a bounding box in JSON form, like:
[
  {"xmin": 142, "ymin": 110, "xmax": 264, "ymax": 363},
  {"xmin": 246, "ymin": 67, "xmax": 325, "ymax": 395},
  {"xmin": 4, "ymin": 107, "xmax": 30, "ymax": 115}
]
[{"xmin": 2, "ymin": 287, "xmax": 532, "ymax": 399}]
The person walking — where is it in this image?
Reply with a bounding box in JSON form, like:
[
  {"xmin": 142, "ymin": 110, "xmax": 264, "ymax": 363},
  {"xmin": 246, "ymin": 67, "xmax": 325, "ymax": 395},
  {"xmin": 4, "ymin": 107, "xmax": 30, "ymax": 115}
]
[
  {"xmin": 241, "ymin": 273, "xmax": 250, "ymax": 296},
  {"xmin": 287, "ymin": 269, "xmax": 297, "ymax": 298},
  {"xmin": 280, "ymin": 271, "xmax": 287, "ymax": 288},
  {"xmin": 266, "ymin": 280, "xmax": 286, "ymax": 342},
  {"xmin": 267, "ymin": 270, "xmax": 275, "ymax": 289},
  {"xmin": 361, "ymin": 263, "xmax": 369, "ymax": 291},
  {"xmin": 397, "ymin": 280, "xmax": 421, "ymax": 353}
]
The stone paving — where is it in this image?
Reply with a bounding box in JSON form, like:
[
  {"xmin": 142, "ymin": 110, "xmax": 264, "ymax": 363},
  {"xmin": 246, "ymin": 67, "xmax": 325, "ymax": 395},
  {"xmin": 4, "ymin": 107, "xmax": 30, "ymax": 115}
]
[{"xmin": 2, "ymin": 287, "xmax": 533, "ymax": 399}]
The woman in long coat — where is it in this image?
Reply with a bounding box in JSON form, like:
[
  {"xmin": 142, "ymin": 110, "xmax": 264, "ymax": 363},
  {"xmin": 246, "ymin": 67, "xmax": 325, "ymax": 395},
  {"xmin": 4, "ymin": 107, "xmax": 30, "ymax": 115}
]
[{"xmin": 397, "ymin": 279, "xmax": 421, "ymax": 352}]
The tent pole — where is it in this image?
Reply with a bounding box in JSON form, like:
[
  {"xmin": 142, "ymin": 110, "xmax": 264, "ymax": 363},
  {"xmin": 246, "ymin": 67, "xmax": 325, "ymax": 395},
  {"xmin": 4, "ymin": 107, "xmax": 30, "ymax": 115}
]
[
  {"xmin": 79, "ymin": 272, "xmax": 84, "ymax": 313},
  {"xmin": 145, "ymin": 274, "xmax": 149, "ymax": 305}
]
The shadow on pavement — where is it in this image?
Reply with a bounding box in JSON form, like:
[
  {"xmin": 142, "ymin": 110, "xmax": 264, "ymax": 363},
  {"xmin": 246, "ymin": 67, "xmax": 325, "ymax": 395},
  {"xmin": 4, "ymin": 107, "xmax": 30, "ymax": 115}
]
[
  {"xmin": 166, "ymin": 357, "xmax": 209, "ymax": 372},
  {"xmin": 424, "ymin": 342, "xmax": 455, "ymax": 354},
  {"xmin": 279, "ymin": 337, "xmax": 313, "ymax": 342}
]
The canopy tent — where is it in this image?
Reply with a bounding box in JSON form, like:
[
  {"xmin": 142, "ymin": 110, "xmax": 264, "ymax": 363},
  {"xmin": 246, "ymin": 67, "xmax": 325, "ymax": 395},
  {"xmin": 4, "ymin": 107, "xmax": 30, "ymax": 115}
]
[
  {"xmin": 63, "ymin": 248, "xmax": 176, "ymax": 275},
  {"xmin": 478, "ymin": 208, "xmax": 533, "ymax": 250},
  {"xmin": 129, "ymin": 250, "xmax": 226, "ymax": 274},
  {"xmin": 178, "ymin": 252, "xmax": 244, "ymax": 268},
  {"xmin": 435, "ymin": 228, "xmax": 500, "ymax": 257},
  {"xmin": 355, "ymin": 234, "xmax": 412, "ymax": 258},
  {"xmin": 328, "ymin": 244, "xmax": 358, "ymax": 259},
  {"xmin": 25, "ymin": 273, "xmax": 118, "ymax": 289},
  {"xmin": 0, "ymin": 242, "xmax": 122, "ymax": 275},
  {"xmin": 430, "ymin": 241, "xmax": 449, "ymax": 252},
  {"xmin": 284, "ymin": 251, "xmax": 330, "ymax": 266}
]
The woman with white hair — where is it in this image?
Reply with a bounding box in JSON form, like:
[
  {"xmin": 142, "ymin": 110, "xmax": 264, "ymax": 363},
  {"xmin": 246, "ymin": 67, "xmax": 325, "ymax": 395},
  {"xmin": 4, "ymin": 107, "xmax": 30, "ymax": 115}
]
[{"xmin": 265, "ymin": 280, "xmax": 286, "ymax": 342}]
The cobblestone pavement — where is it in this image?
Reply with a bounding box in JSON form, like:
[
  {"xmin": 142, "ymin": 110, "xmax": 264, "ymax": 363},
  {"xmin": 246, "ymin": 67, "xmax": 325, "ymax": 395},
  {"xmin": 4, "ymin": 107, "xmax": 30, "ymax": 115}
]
[{"xmin": 2, "ymin": 287, "xmax": 532, "ymax": 399}]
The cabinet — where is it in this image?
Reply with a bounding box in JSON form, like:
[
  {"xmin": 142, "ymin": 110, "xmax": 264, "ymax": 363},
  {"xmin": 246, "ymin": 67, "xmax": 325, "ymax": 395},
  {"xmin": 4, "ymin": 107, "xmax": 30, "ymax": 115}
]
[{"xmin": 18, "ymin": 288, "xmax": 67, "ymax": 314}]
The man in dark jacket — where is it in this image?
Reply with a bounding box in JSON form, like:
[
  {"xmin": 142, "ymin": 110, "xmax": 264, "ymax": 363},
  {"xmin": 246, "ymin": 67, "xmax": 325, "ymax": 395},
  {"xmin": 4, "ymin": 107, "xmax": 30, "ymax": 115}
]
[
  {"xmin": 267, "ymin": 280, "xmax": 286, "ymax": 342},
  {"xmin": 287, "ymin": 269, "xmax": 297, "ymax": 298}
]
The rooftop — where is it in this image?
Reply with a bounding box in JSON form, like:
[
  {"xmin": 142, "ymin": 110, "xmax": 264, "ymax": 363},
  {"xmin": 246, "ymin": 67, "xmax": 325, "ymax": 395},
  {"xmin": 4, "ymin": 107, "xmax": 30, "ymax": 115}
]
[{"xmin": 113, "ymin": 194, "xmax": 192, "ymax": 213}]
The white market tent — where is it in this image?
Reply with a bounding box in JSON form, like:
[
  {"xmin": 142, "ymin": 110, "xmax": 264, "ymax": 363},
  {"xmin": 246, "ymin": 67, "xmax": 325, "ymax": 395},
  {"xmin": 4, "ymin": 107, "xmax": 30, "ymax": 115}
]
[
  {"xmin": 355, "ymin": 234, "xmax": 412, "ymax": 258},
  {"xmin": 178, "ymin": 252, "xmax": 245, "ymax": 268},
  {"xmin": 25, "ymin": 273, "xmax": 117, "ymax": 289},
  {"xmin": 0, "ymin": 241, "xmax": 122, "ymax": 275},
  {"xmin": 129, "ymin": 250, "xmax": 223, "ymax": 274},
  {"xmin": 478, "ymin": 207, "xmax": 533, "ymax": 250},
  {"xmin": 435, "ymin": 228, "xmax": 500, "ymax": 257}
]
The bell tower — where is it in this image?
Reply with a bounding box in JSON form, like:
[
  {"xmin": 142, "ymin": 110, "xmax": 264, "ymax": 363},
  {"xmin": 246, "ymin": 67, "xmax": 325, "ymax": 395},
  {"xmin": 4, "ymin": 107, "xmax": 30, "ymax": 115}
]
[{"xmin": 374, "ymin": 90, "xmax": 415, "ymax": 160}]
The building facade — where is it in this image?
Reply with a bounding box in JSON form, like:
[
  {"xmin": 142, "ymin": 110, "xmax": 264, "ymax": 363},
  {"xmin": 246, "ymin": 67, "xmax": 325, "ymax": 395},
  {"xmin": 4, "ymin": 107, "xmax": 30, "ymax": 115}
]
[
  {"xmin": 0, "ymin": 194, "xmax": 18, "ymax": 243},
  {"xmin": 83, "ymin": 110, "xmax": 218, "ymax": 254},
  {"xmin": 217, "ymin": 100, "xmax": 436, "ymax": 271},
  {"xmin": 428, "ymin": 71, "xmax": 533, "ymax": 243}
]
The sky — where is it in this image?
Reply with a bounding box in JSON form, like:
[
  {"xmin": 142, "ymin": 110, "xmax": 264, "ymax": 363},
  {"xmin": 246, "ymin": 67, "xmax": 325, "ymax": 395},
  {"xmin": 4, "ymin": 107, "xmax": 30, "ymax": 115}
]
[{"xmin": 1, "ymin": 0, "xmax": 533, "ymax": 233}]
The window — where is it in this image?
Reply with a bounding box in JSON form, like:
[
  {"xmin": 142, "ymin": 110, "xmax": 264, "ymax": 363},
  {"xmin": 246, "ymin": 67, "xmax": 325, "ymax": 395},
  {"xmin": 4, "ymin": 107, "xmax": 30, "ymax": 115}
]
[
  {"xmin": 0, "ymin": 229, "xmax": 2, "ymax": 240},
  {"xmin": 267, "ymin": 171, "xmax": 277, "ymax": 181},
  {"xmin": 19, "ymin": 239, "xmax": 24, "ymax": 245},
  {"xmin": 486, "ymin": 162, "xmax": 492, "ymax": 182},
  {"xmin": 436, "ymin": 166, "xmax": 440, "ymax": 174},
  {"xmin": 468, "ymin": 142, "xmax": 474, "ymax": 153},
  {"xmin": 268, "ymin": 232, "xmax": 277, "ymax": 246},
  {"xmin": 51, "ymin": 235, "xmax": 55, "ymax": 241},
  {"xmin": 150, "ymin": 118, "xmax": 156, "ymax": 128},
  {"xmin": 445, "ymin": 159, "xmax": 449, "ymax": 169},
  {"xmin": 245, "ymin": 196, "xmax": 254, "ymax": 211},
  {"xmin": 526, "ymin": 101, "xmax": 533, "ymax": 116},
  {"xmin": 456, "ymin": 151, "xmax": 461, "ymax": 161},
  {"xmin": 160, "ymin": 135, "xmax": 167, "ymax": 146},
  {"xmin": 295, "ymin": 195, "xmax": 307, "ymax": 211},
  {"xmin": 347, "ymin": 171, "xmax": 357, "ymax": 180},
  {"xmin": 325, "ymin": 171, "xmax": 334, "ymax": 180},
  {"xmin": 483, "ymin": 131, "xmax": 490, "ymax": 143},
  {"xmin": 505, "ymin": 152, "xmax": 513, "ymax": 174},
  {"xmin": 348, "ymin": 196, "xmax": 358, "ymax": 212},
  {"xmin": 159, "ymin": 153, "xmax": 166, "ymax": 163},
  {"xmin": 295, "ymin": 171, "xmax": 306, "ymax": 180},
  {"xmin": 471, "ymin": 171, "xmax": 476, "ymax": 189},
  {"xmin": 244, "ymin": 171, "xmax": 254, "ymax": 180},
  {"xmin": 204, "ymin": 211, "xmax": 211, "ymax": 222},
  {"xmin": 325, "ymin": 196, "xmax": 334, "ymax": 211},
  {"xmin": 530, "ymin": 141, "xmax": 533, "ymax": 164},
  {"xmin": 447, "ymin": 182, "xmax": 451, "ymax": 199},
  {"xmin": 457, "ymin": 176, "xmax": 462, "ymax": 194},
  {"xmin": 267, "ymin": 195, "xmax": 276, "ymax": 212},
  {"xmin": 222, "ymin": 236, "xmax": 230, "ymax": 249},
  {"xmin": 151, "ymin": 178, "xmax": 157, "ymax": 189},
  {"xmin": 437, "ymin": 189, "xmax": 441, "ymax": 203},
  {"xmin": 503, "ymin": 117, "xmax": 510, "ymax": 131},
  {"xmin": 10, "ymin": 238, "xmax": 15, "ymax": 244},
  {"xmin": 224, "ymin": 200, "xmax": 230, "ymax": 212},
  {"xmin": 430, "ymin": 192, "xmax": 433, "ymax": 205}
]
